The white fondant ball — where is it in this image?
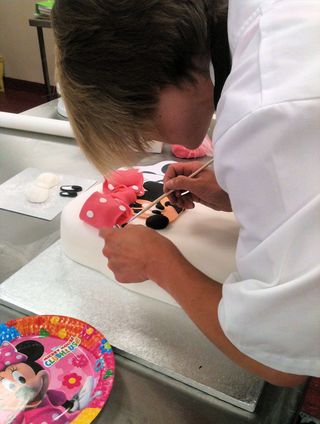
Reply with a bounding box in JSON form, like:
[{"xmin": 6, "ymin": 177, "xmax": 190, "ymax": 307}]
[
  {"xmin": 36, "ymin": 172, "xmax": 60, "ymax": 189},
  {"xmin": 25, "ymin": 184, "xmax": 49, "ymax": 203}
]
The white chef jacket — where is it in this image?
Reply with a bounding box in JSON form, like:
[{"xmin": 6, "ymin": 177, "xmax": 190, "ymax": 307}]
[{"xmin": 213, "ymin": 0, "xmax": 320, "ymax": 376}]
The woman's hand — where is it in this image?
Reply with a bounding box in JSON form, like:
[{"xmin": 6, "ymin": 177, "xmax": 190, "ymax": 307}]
[
  {"xmin": 163, "ymin": 161, "xmax": 232, "ymax": 212},
  {"xmin": 99, "ymin": 224, "xmax": 180, "ymax": 283}
]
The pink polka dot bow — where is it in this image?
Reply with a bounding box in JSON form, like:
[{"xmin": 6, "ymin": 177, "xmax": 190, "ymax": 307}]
[
  {"xmin": 0, "ymin": 342, "xmax": 28, "ymax": 371},
  {"xmin": 80, "ymin": 168, "xmax": 145, "ymax": 229}
]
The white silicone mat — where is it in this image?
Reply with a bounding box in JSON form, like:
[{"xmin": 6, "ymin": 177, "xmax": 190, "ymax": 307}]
[{"xmin": 0, "ymin": 168, "xmax": 96, "ymax": 220}]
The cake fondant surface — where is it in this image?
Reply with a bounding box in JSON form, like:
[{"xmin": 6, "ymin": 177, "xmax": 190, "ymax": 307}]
[{"xmin": 61, "ymin": 162, "xmax": 239, "ymax": 306}]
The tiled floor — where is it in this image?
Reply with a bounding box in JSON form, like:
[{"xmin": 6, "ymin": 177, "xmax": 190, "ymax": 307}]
[
  {"xmin": 0, "ymin": 88, "xmax": 48, "ymax": 113},
  {"xmin": 0, "ymin": 87, "xmax": 49, "ymax": 113},
  {"xmin": 0, "ymin": 79, "xmax": 57, "ymax": 113}
]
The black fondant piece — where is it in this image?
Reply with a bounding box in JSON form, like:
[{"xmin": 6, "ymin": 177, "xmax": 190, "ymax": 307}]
[
  {"xmin": 130, "ymin": 202, "xmax": 141, "ymax": 208},
  {"xmin": 164, "ymin": 200, "xmax": 182, "ymax": 214},
  {"xmin": 152, "ymin": 210, "xmax": 162, "ymax": 215},
  {"xmin": 60, "ymin": 185, "xmax": 82, "ymax": 192},
  {"xmin": 146, "ymin": 214, "xmax": 169, "ymax": 230},
  {"xmin": 60, "ymin": 191, "xmax": 77, "ymax": 197},
  {"xmin": 155, "ymin": 202, "xmax": 165, "ymax": 210},
  {"xmin": 141, "ymin": 181, "xmax": 164, "ymax": 200}
]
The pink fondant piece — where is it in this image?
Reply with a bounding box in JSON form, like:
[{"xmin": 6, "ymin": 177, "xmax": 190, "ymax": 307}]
[
  {"xmin": 111, "ymin": 186, "xmax": 137, "ymax": 204},
  {"xmin": 79, "ymin": 192, "xmax": 132, "ymax": 229},
  {"xmin": 107, "ymin": 169, "xmax": 144, "ymax": 195},
  {"xmin": 79, "ymin": 168, "xmax": 147, "ymax": 230},
  {"xmin": 103, "ymin": 182, "xmax": 137, "ymax": 204},
  {"xmin": 171, "ymin": 135, "xmax": 213, "ymax": 159}
]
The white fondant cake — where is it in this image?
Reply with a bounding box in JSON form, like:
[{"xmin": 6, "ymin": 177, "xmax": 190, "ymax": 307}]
[{"xmin": 60, "ymin": 163, "xmax": 239, "ymax": 307}]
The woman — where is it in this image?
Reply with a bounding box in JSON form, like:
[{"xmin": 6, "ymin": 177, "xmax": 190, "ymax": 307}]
[{"xmin": 52, "ymin": 0, "xmax": 320, "ymax": 386}]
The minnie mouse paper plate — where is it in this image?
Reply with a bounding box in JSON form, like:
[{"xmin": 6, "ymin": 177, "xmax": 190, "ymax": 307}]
[{"xmin": 0, "ymin": 315, "xmax": 115, "ymax": 423}]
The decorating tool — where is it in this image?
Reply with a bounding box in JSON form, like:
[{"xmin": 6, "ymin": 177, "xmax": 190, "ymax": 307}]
[{"xmin": 127, "ymin": 158, "xmax": 214, "ymax": 224}]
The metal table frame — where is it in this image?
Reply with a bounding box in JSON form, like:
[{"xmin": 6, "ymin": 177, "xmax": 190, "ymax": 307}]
[{"xmin": 29, "ymin": 17, "xmax": 53, "ymax": 100}]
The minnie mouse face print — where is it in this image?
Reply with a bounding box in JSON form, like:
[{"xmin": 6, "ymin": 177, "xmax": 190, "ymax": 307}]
[
  {"xmin": 0, "ymin": 341, "xmax": 49, "ymax": 413},
  {"xmin": 0, "ymin": 339, "xmax": 102, "ymax": 424}
]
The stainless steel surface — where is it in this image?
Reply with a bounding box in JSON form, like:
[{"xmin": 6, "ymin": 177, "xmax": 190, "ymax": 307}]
[
  {"xmin": 0, "ymin": 305, "xmax": 305, "ymax": 424},
  {"xmin": 0, "ymin": 125, "xmax": 264, "ymax": 411},
  {"xmin": 21, "ymin": 99, "xmax": 66, "ymax": 120},
  {"xmin": 0, "ymin": 102, "xmax": 305, "ymax": 422},
  {"xmin": 0, "ymin": 128, "xmax": 98, "ymax": 284},
  {"xmin": 0, "ymin": 240, "xmax": 263, "ymax": 411}
]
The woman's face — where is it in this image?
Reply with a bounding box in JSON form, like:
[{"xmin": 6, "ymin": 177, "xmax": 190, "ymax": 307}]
[{"xmin": 151, "ymin": 73, "xmax": 214, "ymax": 149}]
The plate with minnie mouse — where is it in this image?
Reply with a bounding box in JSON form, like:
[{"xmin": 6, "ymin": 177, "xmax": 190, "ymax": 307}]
[{"xmin": 0, "ymin": 315, "xmax": 115, "ymax": 423}]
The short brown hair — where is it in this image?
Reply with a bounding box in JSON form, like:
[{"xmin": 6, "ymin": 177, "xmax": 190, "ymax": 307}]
[{"xmin": 52, "ymin": 0, "xmax": 226, "ymax": 172}]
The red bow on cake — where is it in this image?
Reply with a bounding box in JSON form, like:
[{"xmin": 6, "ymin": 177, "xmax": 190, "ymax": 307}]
[{"xmin": 79, "ymin": 168, "xmax": 144, "ymax": 229}]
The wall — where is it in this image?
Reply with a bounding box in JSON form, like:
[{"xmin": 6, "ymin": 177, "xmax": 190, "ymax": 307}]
[{"xmin": 0, "ymin": 0, "xmax": 55, "ymax": 84}]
